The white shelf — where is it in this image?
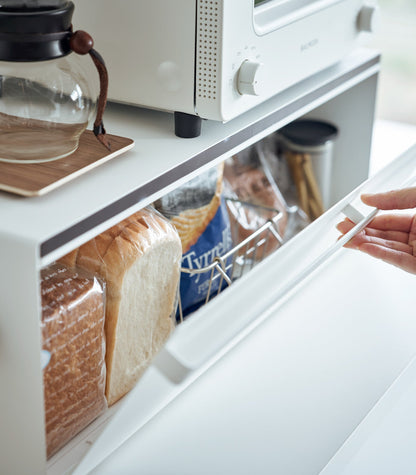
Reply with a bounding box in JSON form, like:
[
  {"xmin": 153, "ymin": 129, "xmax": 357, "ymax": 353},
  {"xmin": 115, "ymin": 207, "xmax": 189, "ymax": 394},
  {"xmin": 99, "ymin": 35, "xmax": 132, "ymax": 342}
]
[{"xmin": 0, "ymin": 48, "xmax": 379, "ymax": 267}]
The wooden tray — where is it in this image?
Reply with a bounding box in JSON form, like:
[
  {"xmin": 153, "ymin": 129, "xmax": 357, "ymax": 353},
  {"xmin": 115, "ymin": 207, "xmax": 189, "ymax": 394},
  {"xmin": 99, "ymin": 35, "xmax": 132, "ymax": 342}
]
[{"xmin": 0, "ymin": 131, "xmax": 134, "ymax": 197}]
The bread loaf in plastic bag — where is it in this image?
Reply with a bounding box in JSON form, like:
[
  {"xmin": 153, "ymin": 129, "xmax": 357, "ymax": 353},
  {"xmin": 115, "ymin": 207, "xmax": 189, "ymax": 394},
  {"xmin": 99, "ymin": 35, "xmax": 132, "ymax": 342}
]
[
  {"xmin": 41, "ymin": 262, "xmax": 107, "ymax": 458},
  {"xmin": 59, "ymin": 207, "xmax": 182, "ymax": 405}
]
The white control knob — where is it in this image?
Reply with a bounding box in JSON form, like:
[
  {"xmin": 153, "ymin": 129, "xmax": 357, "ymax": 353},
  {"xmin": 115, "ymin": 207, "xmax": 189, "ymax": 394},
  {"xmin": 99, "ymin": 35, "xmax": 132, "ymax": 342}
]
[
  {"xmin": 237, "ymin": 60, "xmax": 263, "ymax": 96},
  {"xmin": 357, "ymin": 5, "xmax": 379, "ymax": 33}
]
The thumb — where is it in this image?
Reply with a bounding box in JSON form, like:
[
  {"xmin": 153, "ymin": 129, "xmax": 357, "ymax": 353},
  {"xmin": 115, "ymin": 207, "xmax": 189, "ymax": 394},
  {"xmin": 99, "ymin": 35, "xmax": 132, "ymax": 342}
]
[{"xmin": 361, "ymin": 187, "xmax": 416, "ymax": 210}]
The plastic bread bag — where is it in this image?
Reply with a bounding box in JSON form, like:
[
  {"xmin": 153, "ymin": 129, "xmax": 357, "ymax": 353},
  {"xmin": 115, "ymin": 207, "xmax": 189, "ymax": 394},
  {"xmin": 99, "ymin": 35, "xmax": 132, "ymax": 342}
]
[
  {"xmin": 41, "ymin": 262, "xmax": 107, "ymax": 458},
  {"xmin": 223, "ymin": 142, "xmax": 290, "ymax": 261},
  {"xmin": 222, "ymin": 181, "xmax": 281, "ymax": 264},
  {"xmin": 154, "ymin": 163, "xmax": 233, "ymax": 318},
  {"xmin": 59, "ymin": 207, "xmax": 182, "ymax": 406},
  {"xmin": 257, "ymin": 133, "xmax": 310, "ymax": 234}
]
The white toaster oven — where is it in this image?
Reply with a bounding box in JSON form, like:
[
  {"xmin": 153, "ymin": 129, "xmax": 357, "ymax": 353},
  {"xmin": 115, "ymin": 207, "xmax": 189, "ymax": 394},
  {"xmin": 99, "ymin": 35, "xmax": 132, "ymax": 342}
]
[{"xmin": 74, "ymin": 0, "xmax": 378, "ymax": 136}]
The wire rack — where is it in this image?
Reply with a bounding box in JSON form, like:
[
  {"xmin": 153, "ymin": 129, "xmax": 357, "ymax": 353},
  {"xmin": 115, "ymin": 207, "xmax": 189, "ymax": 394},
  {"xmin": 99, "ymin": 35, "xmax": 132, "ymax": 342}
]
[{"xmin": 177, "ymin": 206, "xmax": 289, "ymax": 322}]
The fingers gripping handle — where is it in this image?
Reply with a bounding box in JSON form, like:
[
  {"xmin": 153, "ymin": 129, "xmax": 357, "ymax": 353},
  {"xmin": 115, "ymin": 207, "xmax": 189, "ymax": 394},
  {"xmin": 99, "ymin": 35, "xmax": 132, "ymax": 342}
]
[
  {"xmin": 340, "ymin": 203, "xmax": 378, "ymax": 238},
  {"xmin": 342, "ymin": 203, "xmax": 366, "ymax": 224}
]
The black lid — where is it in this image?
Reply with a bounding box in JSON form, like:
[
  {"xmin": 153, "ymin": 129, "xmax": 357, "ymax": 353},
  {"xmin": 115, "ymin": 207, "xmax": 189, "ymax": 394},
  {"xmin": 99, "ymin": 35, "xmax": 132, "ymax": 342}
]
[
  {"xmin": 0, "ymin": 1, "xmax": 70, "ymax": 10},
  {"xmin": 279, "ymin": 119, "xmax": 339, "ymax": 147},
  {"xmin": 0, "ymin": 1, "xmax": 74, "ymax": 61}
]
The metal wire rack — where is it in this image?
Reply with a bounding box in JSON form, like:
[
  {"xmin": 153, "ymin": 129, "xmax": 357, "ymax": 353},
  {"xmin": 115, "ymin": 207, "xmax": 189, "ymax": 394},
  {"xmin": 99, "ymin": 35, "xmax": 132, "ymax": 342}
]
[{"xmin": 177, "ymin": 205, "xmax": 290, "ymax": 322}]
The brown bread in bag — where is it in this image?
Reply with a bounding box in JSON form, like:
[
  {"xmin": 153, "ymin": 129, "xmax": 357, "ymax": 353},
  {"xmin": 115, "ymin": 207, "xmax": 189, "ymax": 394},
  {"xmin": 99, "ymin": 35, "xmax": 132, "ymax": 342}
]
[{"xmin": 41, "ymin": 263, "xmax": 106, "ymax": 458}]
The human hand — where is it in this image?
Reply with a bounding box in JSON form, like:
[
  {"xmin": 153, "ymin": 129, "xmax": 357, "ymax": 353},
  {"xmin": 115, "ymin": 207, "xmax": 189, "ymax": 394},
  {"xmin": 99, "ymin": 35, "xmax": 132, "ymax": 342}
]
[{"xmin": 336, "ymin": 187, "xmax": 416, "ymax": 274}]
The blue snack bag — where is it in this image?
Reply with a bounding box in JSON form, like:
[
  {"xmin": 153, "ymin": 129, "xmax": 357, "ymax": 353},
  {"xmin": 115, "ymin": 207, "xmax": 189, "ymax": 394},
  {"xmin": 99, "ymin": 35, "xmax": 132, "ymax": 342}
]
[
  {"xmin": 179, "ymin": 195, "xmax": 232, "ymax": 316},
  {"xmin": 154, "ymin": 164, "xmax": 232, "ymax": 318}
]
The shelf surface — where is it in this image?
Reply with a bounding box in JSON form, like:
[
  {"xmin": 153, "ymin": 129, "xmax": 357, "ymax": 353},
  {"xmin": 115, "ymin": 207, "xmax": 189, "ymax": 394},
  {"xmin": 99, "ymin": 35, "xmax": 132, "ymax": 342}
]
[{"xmin": 0, "ymin": 48, "xmax": 379, "ymax": 260}]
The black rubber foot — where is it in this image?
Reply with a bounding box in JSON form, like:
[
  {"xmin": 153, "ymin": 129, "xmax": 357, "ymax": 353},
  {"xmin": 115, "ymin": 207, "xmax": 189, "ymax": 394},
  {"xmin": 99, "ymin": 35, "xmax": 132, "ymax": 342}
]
[{"xmin": 174, "ymin": 112, "xmax": 202, "ymax": 138}]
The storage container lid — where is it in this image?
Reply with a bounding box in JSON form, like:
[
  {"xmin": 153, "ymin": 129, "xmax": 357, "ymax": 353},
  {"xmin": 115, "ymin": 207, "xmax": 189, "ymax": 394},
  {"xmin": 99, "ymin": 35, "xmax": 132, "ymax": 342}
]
[
  {"xmin": 0, "ymin": 0, "xmax": 74, "ymax": 61},
  {"xmin": 0, "ymin": 1, "xmax": 70, "ymax": 9},
  {"xmin": 279, "ymin": 120, "xmax": 339, "ymax": 147}
]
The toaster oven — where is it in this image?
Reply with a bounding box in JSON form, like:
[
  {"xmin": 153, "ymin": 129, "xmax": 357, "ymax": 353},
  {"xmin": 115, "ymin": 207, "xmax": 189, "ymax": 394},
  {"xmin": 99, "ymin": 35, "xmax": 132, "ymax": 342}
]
[{"xmin": 73, "ymin": 0, "xmax": 378, "ymax": 136}]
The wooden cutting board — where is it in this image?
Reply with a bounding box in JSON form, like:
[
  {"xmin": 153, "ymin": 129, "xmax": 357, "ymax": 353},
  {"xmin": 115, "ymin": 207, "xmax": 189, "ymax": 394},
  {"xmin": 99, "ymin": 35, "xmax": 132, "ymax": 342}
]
[{"xmin": 0, "ymin": 130, "xmax": 134, "ymax": 197}]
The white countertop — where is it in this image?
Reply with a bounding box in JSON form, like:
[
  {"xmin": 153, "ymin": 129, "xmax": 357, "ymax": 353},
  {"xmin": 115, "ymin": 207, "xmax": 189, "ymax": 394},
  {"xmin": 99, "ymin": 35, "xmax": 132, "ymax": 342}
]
[
  {"xmin": 370, "ymin": 119, "xmax": 416, "ymax": 176},
  {"xmin": 321, "ymin": 356, "xmax": 416, "ymax": 475}
]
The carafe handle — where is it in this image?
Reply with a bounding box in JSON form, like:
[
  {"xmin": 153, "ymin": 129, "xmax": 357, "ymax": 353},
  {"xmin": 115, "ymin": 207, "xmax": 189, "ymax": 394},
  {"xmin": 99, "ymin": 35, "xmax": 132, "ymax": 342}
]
[{"xmin": 70, "ymin": 30, "xmax": 111, "ymax": 151}]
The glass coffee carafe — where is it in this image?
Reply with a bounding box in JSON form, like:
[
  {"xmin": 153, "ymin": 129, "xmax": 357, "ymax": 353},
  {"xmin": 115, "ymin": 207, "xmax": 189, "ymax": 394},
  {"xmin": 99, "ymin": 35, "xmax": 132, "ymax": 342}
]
[{"xmin": 0, "ymin": 0, "xmax": 109, "ymax": 163}]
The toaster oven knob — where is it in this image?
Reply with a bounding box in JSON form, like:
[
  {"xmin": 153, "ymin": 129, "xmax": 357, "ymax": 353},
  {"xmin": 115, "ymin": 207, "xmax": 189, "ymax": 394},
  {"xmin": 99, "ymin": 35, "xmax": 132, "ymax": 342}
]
[
  {"xmin": 237, "ymin": 60, "xmax": 263, "ymax": 96},
  {"xmin": 357, "ymin": 5, "xmax": 379, "ymax": 33}
]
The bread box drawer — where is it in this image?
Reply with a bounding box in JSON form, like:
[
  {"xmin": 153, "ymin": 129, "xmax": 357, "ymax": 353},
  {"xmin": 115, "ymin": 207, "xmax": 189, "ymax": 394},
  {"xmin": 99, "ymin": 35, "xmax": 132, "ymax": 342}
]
[
  {"xmin": 79, "ymin": 142, "xmax": 416, "ymax": 475},
  {"xmin": 0, "ymin": 49, "xmax": 380, "ymax": 474}
]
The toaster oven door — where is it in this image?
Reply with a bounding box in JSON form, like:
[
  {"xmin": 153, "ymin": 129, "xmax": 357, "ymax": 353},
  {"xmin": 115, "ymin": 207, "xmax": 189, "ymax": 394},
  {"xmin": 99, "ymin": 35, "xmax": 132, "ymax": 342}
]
[{"xmin": 254, "ymin": 0, "xmax": 347, "ymax": 34}]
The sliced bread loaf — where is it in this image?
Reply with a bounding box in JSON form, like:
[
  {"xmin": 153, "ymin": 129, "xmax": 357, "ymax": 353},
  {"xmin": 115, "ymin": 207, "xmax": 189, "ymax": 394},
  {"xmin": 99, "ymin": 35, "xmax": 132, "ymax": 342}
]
[{"xmin": 60, "ymin": 208, "xmax": 182, "ymax": 405}]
